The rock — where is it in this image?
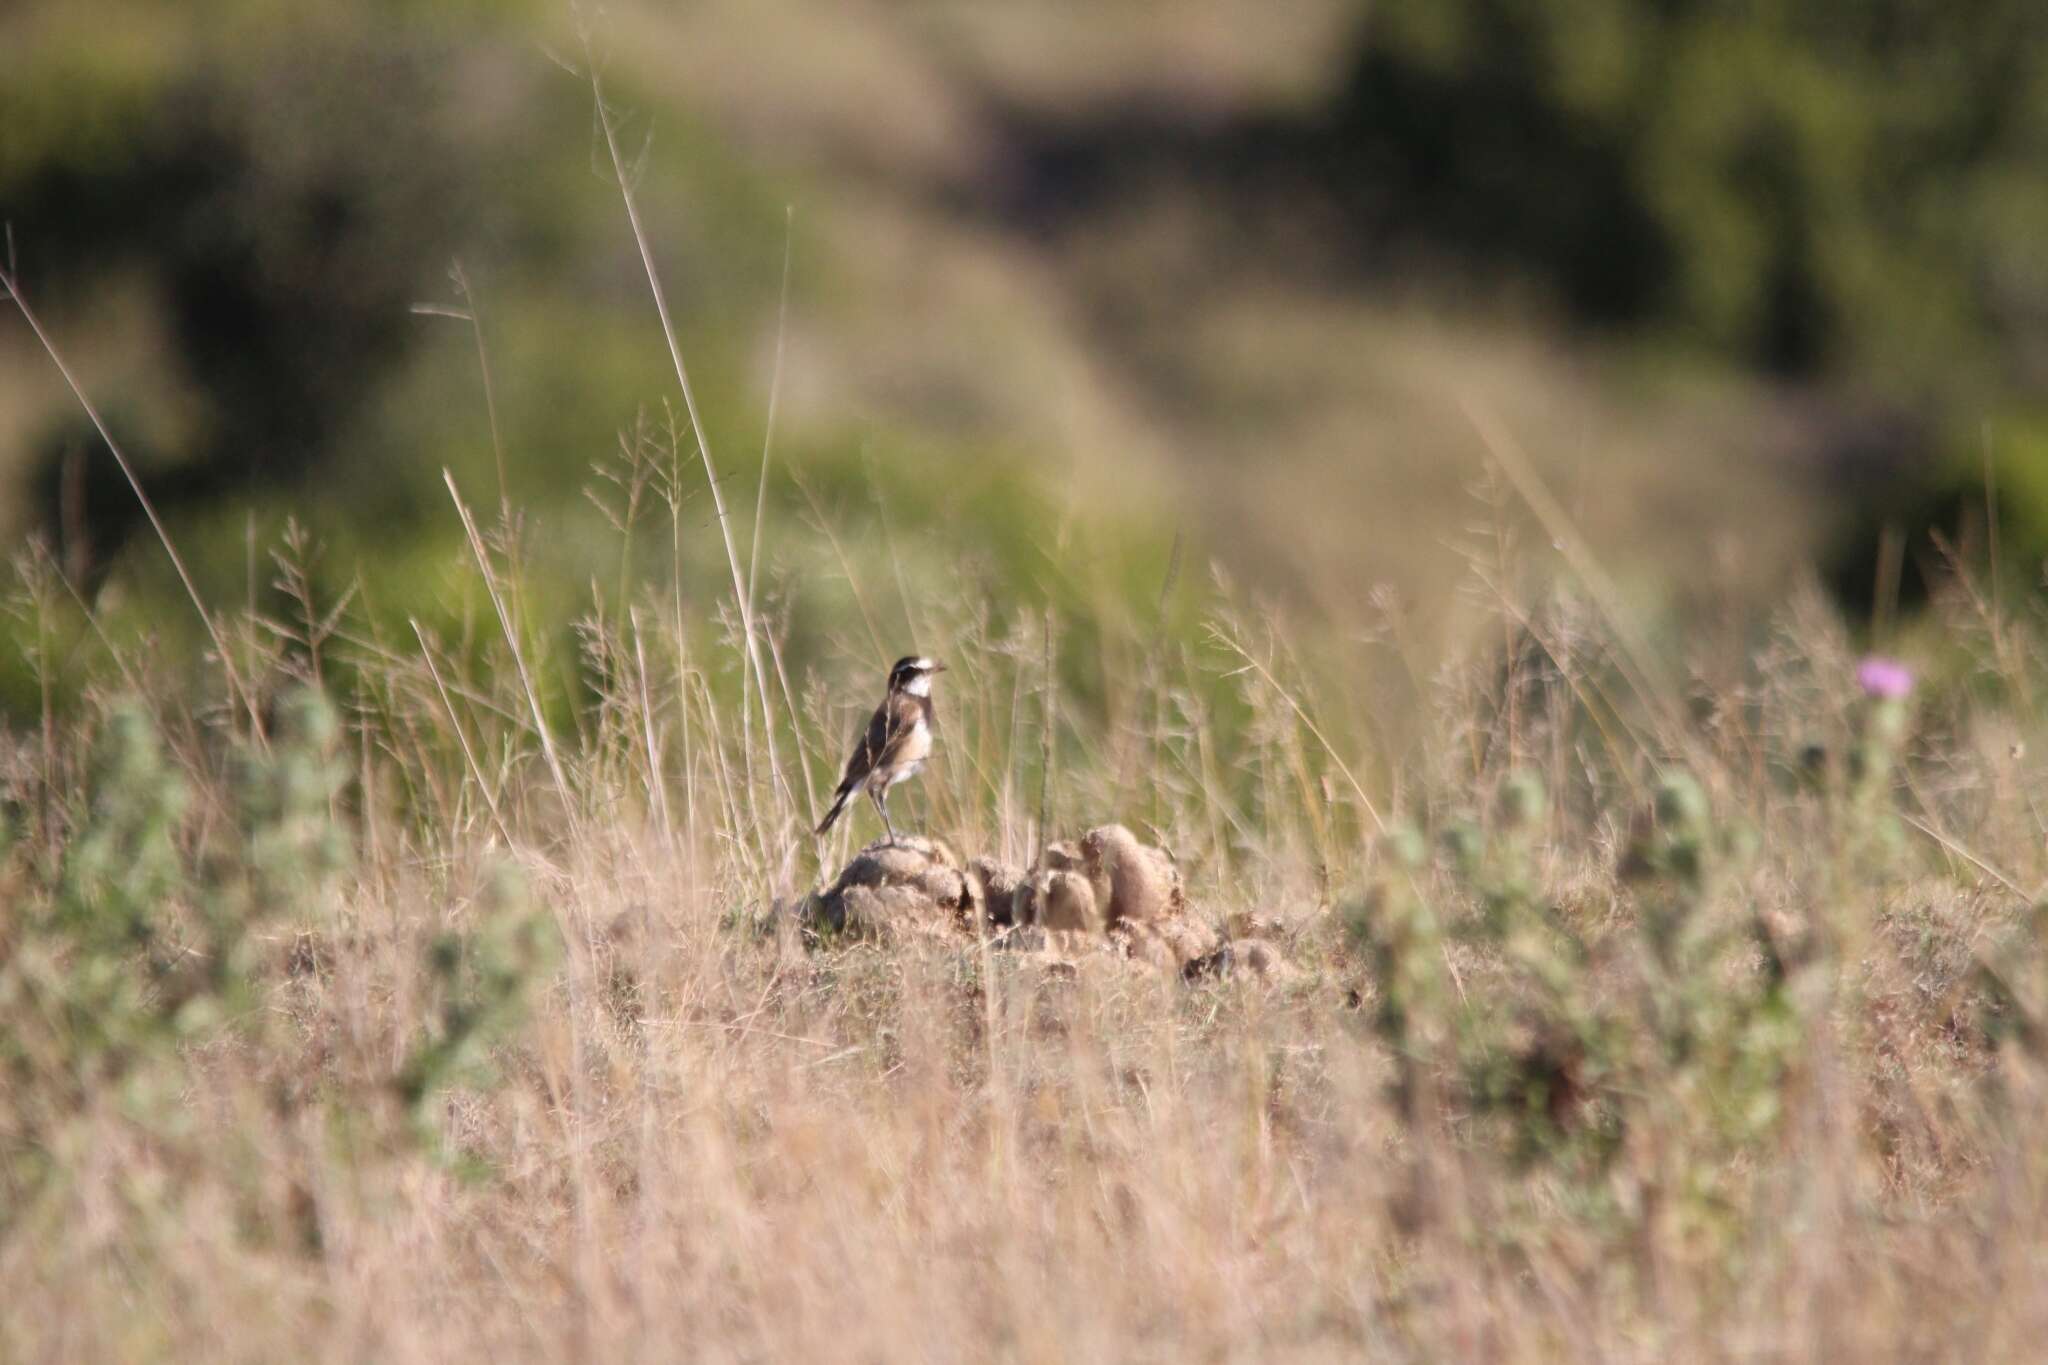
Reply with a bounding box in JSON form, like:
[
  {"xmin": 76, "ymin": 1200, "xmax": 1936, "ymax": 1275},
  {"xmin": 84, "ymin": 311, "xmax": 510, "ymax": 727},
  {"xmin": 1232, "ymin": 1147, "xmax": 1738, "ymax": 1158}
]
[
  {"xmin": 808, "ymin": 835, "xmax": 975, "ymax": 938},
  {"xmin": 1224, "ymin": 910, "xmax": 1287, "ymax": 941},
  {"xmin": 1012, "ymin": 885, "xmax": 1043, "ymax": 928},
  {"xmin": 1079, "ymin": 824, "xmax": 1184, "ymax": 925},
  {"xmin": 989, "ymin": 924, "xmax": 1050, "ymax": 954},
  {"xmin": 1113, "ymin": 915, "xmax": 1220, "ymax": 971},
  {"xmin": 1112, "ymin": 921, "xmax": 1182, "ymax": 971},
  {"xmin": 836, "ymin": 884, "xmax": 943, "ymax": 939},
  {"xmin": 1004, "ymin": 827, "xmax": 1201, "ymax": 968},
  {"xmin": 805, "ymin": 824, "xmax": 1265, "ymax": 981},
  {"xmin": 1039, "ymin": 840, "xmax": 1086, "ymax": 875},
  {"xmin": 985, "ymin": 922, "xmax": 1096, "ymax": 973},
  {"xmin": 968, "ymin": 856, "xmax": 1023, "ymax": 927},
  {"xmin": 1031, "ymin": 868, "xmax": 1102, "ymax": 934},
  {"xmin": 1181, "ymin": 938, "xmax": 1302, "ymax": 987}
]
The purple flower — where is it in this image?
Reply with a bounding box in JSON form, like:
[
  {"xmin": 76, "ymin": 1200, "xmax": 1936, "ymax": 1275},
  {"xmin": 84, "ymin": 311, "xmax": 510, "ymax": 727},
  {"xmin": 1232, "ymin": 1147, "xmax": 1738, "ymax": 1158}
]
[{"xmin": 1856, "ymin": 656, "xmax": 1914, "ymax": 701}]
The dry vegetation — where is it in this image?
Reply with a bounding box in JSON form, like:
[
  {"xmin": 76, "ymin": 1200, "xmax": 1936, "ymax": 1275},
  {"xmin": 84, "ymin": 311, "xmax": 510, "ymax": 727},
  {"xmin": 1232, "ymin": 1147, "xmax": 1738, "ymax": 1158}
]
[
  {"xmin": 5, "ymin": 34, "xmax": 2048, "ymax": 1351},
  {"xmin": 4, "ymin": 479, "xmax": 2048, "ymax": 1360}
]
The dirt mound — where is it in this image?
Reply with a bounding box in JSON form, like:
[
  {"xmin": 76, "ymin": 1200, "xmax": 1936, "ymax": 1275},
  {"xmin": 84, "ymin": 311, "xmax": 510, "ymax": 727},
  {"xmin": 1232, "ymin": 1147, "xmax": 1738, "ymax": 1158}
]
[
  {"xmin": 804, "ymin": 836, "xmax": 981, "ymax": 940},
  {"xmin": 1010, "ymin": 824, "xmax": 1188, "ymax": 931},
  {"xmin": 968, "ymin": 856, "xmax": 1025, "ymax": 926},
  {"xmin": 1181, "ymin": 938, "xmax": 1305, "ymax": 987},
  {"xmin": 1080, "ymin": 823, "xmax": 1186, "ymax": 923},
  {"xmin": 805, "ymin": 824, "xmax": 1292, "ymax": 981}
]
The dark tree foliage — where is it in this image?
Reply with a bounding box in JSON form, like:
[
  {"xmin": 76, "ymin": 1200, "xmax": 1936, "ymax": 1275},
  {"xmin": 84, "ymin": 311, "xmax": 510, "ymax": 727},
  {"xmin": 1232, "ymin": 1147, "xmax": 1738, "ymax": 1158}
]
[
  {"xmin": 1354, "ymin": 0, "xmax": 2048, "ymax": 386},
  {"xmin": 986, "ymin": 0, "xmax": 2048, "ymax": 391},
  {"xmin": 5, "ymin": 34, "xmax": 481, "ymax": 581}
]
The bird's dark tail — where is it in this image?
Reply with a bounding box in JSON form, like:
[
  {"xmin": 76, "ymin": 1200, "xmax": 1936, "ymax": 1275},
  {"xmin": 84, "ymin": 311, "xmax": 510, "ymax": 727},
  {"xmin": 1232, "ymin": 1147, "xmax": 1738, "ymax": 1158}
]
[{"xmin": 815, "ymin": 785, "xmax": 852, "ymax": 836}]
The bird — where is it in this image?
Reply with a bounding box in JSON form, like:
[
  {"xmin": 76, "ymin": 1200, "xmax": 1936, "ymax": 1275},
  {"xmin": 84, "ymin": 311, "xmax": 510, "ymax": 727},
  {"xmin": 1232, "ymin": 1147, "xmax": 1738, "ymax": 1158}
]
[{"xmin": 815, "ymin": 655, "xmax": 946, "ymax": 845}]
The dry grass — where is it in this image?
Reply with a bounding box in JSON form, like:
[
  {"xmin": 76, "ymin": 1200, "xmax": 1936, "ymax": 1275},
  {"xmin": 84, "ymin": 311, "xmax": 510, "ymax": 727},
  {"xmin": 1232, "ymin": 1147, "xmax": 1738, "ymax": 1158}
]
[
  {"xmin": 3, "ymin": 504, "xmax": 2048, "ymax": 1361},
  {"xmin": 6, "ymin": 53, "xmax": 2048, "ymax": 1353}
]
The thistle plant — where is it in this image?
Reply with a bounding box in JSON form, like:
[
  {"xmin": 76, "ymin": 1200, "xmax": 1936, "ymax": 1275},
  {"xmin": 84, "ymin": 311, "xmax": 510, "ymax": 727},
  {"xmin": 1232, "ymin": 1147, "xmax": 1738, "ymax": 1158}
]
[
  {"xmin": 54, "ymin": 701, "xmax": 190, "ymax": 957},
  {"xmin": 189, "ymin": 684, "xmax": 355, "ymax": 1025},
  {"xmin": 1344, "ymin": 820, "xmax": 1444, "ymax": 1121},
  {"xmin": 235, "ymin": 685, "xmax": 351, "ymax": 904},
  {"xmin": 398, "ymin": 859, "xmax": 560, "ymax": 1145},
  {"xmin": 46, "ymin": 700, "xmax": 194, "ymax": 1059},
  {"xmin": 1845, "ymin": 656, "xmax": 1914, "ymax": 857},
  {"xmin": 1347, "ymin": 759, "xmax": 1802, "ymax": 1220},
  {"xmin": 1448, "ymin": 772, "xmax": 1615, "ymax": 1171},
  {"xmin": 1626, "ymin": 772, "xmax": 1797, "ymax": 1147},
  {"xmin": 1, "ymin": 689, "xmax": 372, "ymax": 1222}
]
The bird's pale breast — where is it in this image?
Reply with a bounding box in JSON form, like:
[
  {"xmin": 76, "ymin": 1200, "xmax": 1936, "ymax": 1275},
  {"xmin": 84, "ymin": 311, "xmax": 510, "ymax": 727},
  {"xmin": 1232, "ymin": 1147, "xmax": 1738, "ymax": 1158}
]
[{"xmin": 875, "ymin": 717, "xmax": 931, "ymax": 790}]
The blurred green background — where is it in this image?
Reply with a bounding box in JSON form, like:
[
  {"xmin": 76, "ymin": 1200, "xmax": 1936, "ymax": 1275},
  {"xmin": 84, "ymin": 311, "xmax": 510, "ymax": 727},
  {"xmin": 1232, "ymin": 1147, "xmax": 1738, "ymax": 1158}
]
[{"xmin": 4, "ymin": 0, "xmax": 2046, "ymax": 716}]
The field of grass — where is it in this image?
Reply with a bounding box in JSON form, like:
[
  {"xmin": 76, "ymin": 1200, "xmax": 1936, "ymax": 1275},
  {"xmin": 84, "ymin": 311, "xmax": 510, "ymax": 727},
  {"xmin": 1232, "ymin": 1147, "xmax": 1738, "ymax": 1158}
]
[
  {"xmin": 5, "ymin": 360, "xmax": 2048, "ymax": 1358},
  {"xmin": 8, "ymin": 10, "xmax": 2048, "ymax": 1354}
]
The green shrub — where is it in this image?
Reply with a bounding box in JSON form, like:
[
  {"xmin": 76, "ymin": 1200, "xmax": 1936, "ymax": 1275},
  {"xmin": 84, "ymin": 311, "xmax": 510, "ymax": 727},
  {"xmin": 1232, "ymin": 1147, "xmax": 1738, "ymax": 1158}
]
[{"xmin": 1349, "ymin": 764, "xmax": 1803, "ymax": 1229}]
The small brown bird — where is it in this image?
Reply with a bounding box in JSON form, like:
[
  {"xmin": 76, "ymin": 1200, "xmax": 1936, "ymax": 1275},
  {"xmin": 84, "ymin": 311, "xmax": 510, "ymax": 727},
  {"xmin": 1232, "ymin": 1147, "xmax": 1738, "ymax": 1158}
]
[{"xmin": 815, "ymin": 655, "xmax": 946, "ymax": 844}]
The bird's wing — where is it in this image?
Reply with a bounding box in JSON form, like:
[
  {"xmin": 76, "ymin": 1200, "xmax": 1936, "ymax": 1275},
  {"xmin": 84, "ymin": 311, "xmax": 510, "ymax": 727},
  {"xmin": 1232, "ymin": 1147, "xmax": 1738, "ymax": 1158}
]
[{"xmin": 838, "ymin": 698, "xmax": 904, "ymax": 788}]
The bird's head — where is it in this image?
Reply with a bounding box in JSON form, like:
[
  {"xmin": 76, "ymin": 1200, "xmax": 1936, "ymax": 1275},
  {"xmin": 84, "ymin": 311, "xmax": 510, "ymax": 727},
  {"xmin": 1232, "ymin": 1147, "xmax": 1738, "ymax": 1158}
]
[{"xmin": 888, "ymin": 655, "xmax": 946, "ymax": 696}]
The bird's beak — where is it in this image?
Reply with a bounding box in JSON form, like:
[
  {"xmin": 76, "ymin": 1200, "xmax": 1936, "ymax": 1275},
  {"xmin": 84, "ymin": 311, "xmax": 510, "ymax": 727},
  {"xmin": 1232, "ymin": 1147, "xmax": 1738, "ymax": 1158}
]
[{"xmin": 932, "ymin": 661, "xmax": 948, "ymax": 673}]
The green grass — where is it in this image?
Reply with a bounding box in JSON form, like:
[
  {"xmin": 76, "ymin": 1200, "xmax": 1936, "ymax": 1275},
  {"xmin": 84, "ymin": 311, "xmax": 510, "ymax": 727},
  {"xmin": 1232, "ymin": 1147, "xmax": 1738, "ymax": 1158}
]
[{"xmin": 5, "ymin": 0, "xmax": 1943, "ymax": 698}]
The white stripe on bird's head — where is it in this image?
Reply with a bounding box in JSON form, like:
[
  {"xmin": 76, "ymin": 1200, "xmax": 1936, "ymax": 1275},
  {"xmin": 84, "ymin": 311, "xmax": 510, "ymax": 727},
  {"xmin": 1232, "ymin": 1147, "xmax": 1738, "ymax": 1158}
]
[{"xmin": 890, "ymin": 655, "xmax": 944, "ymax": 694}]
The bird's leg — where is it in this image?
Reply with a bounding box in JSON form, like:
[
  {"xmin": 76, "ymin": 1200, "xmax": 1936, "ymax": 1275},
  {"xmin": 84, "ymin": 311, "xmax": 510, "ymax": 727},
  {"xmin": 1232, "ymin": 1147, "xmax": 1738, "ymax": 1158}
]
[{"xmin": 870, "ymin": 786, "xmax": 898, "ymax": 845}]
